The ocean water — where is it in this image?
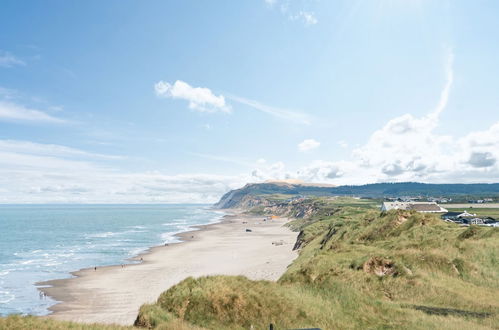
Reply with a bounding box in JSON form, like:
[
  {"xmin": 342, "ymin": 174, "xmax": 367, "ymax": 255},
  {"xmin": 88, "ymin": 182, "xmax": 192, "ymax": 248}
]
[{"xmin": 0, "ymin": 204, "xmax": 224, "ymax": 316}]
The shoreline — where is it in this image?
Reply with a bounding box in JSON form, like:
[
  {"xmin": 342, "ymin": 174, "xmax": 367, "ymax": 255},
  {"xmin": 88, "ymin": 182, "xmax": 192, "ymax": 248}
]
[
  {"xmin": 37, "ymin": 208, "xmax": 232, "ymax": 286},
  {"xmin": 38, "ymin": 210, "xmax": 298, "ymax": 325}
]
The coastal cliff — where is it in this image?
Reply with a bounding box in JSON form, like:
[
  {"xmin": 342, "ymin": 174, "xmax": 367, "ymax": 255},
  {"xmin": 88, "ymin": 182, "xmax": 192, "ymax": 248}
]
[
  {"xmin": 213, "ymin": 182, "xmax": 335, "ymax": 209},
  {"xmin": 214, "ymin": 182, "xmax": 499, "ymax": 209}
]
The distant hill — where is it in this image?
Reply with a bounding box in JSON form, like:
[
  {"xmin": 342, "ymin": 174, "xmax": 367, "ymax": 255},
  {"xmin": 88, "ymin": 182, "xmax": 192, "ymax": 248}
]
[{"xmin": 214, "ymin": 182, "xmax": 499, "ymax": 208}]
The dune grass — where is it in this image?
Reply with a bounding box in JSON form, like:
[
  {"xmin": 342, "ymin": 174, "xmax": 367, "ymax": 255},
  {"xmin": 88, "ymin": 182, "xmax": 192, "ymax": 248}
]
[
  {"xmin": 0, "ymin": 315, "xmax": 132, "ymax": 330},
  {"xmin": 136, "ymin": 200, "xmax": 499, "ymax": 329}
]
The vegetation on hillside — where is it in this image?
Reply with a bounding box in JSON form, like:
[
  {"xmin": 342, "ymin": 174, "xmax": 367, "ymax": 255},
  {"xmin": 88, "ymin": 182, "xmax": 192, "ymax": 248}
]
[
  {"xmin": 214, "ymin": 182, "xmax": 499, "ymax": 208},
  {"xmin": 136, "ymin": 197, "xmax": 499, "ymax": 329}
]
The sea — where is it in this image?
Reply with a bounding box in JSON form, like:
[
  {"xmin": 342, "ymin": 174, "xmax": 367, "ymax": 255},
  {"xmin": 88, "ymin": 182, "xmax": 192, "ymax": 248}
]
[{"xmin": 0, "ymin": 204, "xmax": 224, "ymax": 317}]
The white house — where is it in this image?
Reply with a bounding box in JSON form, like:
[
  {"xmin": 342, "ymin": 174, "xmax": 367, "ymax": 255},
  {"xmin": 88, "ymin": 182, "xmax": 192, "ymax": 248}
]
[
  {"xmin": 457, "ymin": 211, "xmax": 476, "ymax": 218},
  {"xmin": 381, "ymin": 201, "xmax": 448, "ymax": 213}
]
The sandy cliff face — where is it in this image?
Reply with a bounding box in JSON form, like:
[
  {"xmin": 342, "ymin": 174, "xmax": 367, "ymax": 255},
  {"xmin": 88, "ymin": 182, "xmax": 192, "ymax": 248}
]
[
  {"xmin": 213, "ymin": 183, "xmax": 298, "ymax": 209},
  {"xmin": 214, "ymin": 182, "xmax": 338, "ymax": 209}
]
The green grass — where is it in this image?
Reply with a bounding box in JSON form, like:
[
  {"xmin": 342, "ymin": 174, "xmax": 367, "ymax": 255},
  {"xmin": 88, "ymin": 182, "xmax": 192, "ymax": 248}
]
[
  {"xmin": 136, "ymin": 200, "xmax": 499, "ymax": 329},
  {"xmin": 0, "ymin": 315, "xmax": 132, "ymax": 330}
]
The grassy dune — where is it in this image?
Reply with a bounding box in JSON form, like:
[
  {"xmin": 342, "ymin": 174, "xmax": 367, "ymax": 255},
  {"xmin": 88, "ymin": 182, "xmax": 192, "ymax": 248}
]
[{"xmin": 137, "ymin": 200, "xmax": 499, "ymax": 329}]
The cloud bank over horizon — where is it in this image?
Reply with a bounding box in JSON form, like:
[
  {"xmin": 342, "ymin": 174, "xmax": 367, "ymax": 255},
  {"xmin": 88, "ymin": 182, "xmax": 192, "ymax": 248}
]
[
  {"xmin": 2, "ymin": 51, "xmax": 499, "ymax": 203},
  {"xmin": 246, "ymin": 50, "xmax": 499, "ymax": 186}
]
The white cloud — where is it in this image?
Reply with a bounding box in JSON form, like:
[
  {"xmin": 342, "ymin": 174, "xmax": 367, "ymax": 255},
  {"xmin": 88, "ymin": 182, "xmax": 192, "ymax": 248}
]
[
  {"xmin": 250, "ymin": 161, "xmax": 288, "ymax": 182},
  {"xmin": 154, "ymin": 80, "xmax": 312, "ymax": 124},
  {"xmin": 0, "ymin": 140, "xmax": 245, "ymax": 203},
  {"xmin": 228, "ymin": 95, "xmax": 312, "ymax": 125},
  {"xmin": 296, "ymin": 160, "xmax": 344, "ymax": 181},
  {"xmin": 265, "ymin": 1, "xmax": 318, "ymax": 26},
  {"xmin": 468, "ymin": 151, "xmax": 496, "ymax": 168},
  {"xmin": 0, "ymin": 50, "xmax": 25, "ymax": 68},
  {"xmin": 284, "ymin": 50, "xmax": 499, "ymax": 184},
  {"xmin": 346, "ymin": 49, "xmax": 456, "ymax": 181},
  {"xmin": 338, "ymin": 140, "xmax": 348, "ymax": 148},
  {"xmin": 189, "ymin": 152, "xmax": 255, "ymax": 167},
  {"xmin": 290, "ymin": 11, "xmax": 318, "ymax": 25},
  {"xmin": 298, "ymin": 139, "xmax": 320, "ymax": 152},
  {"xmin": 155, "ymin": 80, "xmax": 231, "ymax": 113},
  {"xmin": 237, "ymin": 49, "xmax": 497, "ymax": 185},
  {"xmin": 0, "ymin": 140, "xmax": 123, "ymax": 160},
  {"xmin": 0, "ymin": 86, "xmax": 17, "ymax": 99},
  {"xmin": 0, "ymin": 101, "xmax": 66, "ymax": 123}
]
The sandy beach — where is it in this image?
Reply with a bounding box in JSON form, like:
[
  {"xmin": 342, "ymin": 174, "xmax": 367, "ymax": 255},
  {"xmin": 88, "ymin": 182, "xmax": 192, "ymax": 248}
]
[{"xmin": 38, "ymin": 212, "xmax": 298, "ymax": 326}]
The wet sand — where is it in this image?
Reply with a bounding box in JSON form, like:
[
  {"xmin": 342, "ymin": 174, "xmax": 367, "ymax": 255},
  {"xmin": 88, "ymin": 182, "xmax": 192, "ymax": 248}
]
[{"xmin": 39, "ymin": 212, "xmax": 298, "ymax": 325}]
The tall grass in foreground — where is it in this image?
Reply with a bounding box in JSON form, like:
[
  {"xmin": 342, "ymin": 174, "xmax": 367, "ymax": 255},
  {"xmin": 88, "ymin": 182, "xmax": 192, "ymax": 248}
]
[{"xmin": 0, "ymin": 315, "xmax": 132, "ymax": 330}]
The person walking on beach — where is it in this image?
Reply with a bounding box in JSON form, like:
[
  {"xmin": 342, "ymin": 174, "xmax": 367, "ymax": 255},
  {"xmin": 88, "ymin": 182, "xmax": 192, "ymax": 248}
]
[{"xmin": 94, "ymin": 266, "xmax": 97, "ymax": 271}]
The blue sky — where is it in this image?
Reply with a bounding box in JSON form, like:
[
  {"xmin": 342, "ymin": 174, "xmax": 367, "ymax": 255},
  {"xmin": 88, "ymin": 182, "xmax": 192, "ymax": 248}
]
[{"xmin": 1, "ymin": 0, "xmax": 499, "ymax": 203}]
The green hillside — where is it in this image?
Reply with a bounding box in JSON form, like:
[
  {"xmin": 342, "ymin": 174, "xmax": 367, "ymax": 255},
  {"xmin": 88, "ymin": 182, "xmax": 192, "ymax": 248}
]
[
  {"xmin": 136, "ymin": 198, "xmax": 499, "ymax": 329},
  {"xmin": 214, "ymin": 182, "xmax": 499, "ymax": 208}
]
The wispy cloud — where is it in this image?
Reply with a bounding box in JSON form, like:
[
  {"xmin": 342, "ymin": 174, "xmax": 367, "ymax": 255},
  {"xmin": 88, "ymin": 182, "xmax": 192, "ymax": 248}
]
[
  {"xmin": 0, "ymin": 140, "xmax": 124, "ymax": 160},
  {"xmin": 264, "ymin": 0, "xmax": 318, "ymax": 26},
  {"xmin": 188, "ymin": 152, "xmax": 254, "ymax": 167},
  {"xmin": 0, "ymin": 50, "xmax": 25, "ymax": 68},
  {"xmin": 298, "ymin": 139, "xmax": 320, "ymax": 152},
  {"xmin": 0, "ymin": 140, "xmax": 245, "ymax": 203},
  {"xmin": 338, "ymin": 140, "xmax": 348, "ymax": 149},
  {"xmin": 228, "ymin": 95, "xmax": 313, "ymax": 125},
  {"xmin": 427, "ymin": 47, "xmax": 454, "ymax": 120},
  {"xmin": 289, "ymin": 11, "xmax": 318, "ymax": 26},
  {"xmin": 0, "ymin": 101, "xmax": 66, "ymax": 123},
  {"xmin": 0, "ymin": 86, "xmax": 18, "ymax": 99},
  {"xmin": 287, "ymin": 49, "xmax": 499, "ymax": 184},
  {"xmin": 155, "ymin": 80, "xmax": 231, "ymax": 113}
]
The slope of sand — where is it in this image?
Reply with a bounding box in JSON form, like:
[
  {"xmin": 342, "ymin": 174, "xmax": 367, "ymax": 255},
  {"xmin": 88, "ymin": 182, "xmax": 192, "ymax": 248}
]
[{"xmin": 39, "ymin": 212, "xmax": 298, "ymax": 325}]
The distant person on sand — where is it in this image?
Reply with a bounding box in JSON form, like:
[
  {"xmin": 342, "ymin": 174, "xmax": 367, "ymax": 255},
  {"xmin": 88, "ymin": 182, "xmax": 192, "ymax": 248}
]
[{"xmin": 94, "ymin": 266, "xmax": 97, "ymax": 271}]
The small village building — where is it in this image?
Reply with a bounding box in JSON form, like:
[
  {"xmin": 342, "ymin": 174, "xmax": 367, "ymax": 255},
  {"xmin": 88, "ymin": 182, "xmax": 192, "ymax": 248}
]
[
  {"xmin": 381, "ymin": 202, "xmax": 448, "ymax": 213},
  {"xmin": 470, "ymin": 218, "xmax": 485, "ymax": 225},
  {"xmin": 457, "ymin": 211, "xmax": 476, "ymax": 218}
]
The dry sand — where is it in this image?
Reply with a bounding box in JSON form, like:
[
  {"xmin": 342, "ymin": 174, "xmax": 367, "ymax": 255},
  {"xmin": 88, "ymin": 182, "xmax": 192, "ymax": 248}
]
[{"xmin": 39, "ymin": 212, "xmax": 298, "ymax": 325}]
